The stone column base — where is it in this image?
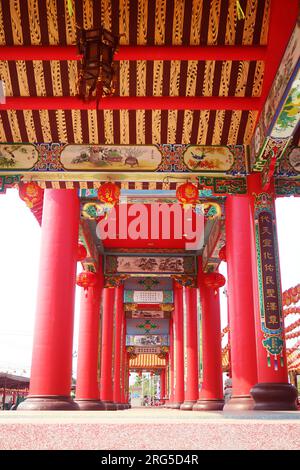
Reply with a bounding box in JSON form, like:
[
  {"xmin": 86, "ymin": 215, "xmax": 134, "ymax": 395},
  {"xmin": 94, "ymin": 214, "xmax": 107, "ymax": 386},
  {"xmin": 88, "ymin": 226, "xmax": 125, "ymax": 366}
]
[
  {"xmin": 250, "ymin": 382, "xmax": 298, "ymax": 411},
  {"xmin": 223, "ymin": 395, "xmax": 254, "ymax": 411},
  {"xmin": 180, "ymin": 400, "xmax": 197, "ymax": 411},
  {"xmin": 168, "ymin": 402, "xmax": 183, "ymax": 409},
  {"xmin": 74, "ymin": 399, "xmax": 106, "ymax": 411},
  {"xmin": 102, "ymin": 401, "xmax": 117, "ymax": 410},
  {"xmin": 193, "ymin": 399, "xmax": 224, "ymax": 411},
  {"xmin": 17, "ymin": 395, "xmax": 79, "ymax": 411},
  {"xmin": 115, "ymin": 403, "xmax": 126, "ymax": 410}
]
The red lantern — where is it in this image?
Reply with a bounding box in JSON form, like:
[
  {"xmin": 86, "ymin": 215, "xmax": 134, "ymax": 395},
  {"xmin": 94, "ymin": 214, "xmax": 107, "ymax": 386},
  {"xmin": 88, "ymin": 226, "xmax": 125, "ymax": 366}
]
[
  {"xmin": 19, "ymin": 182, "xmax": 43, "ymax": 208},
  {"xmin": 77, "ymin": 243, "xmax": 87, "ymax": 261},
  {"xmin": 203, "ymin": 272, "xmax": 226, "ymax": 293},
  {"xmin": 97, "ymin": 182, "xmax": 120, "ymax": 207},
  {"xmin": 176, "ymin": 181, "xmax": 199, "ymax": 208},
  {"xmin": 76, "ymin": 270, "xmax": 98, "ymax": 291},
  {"xmin": 219, "ymin": 245, "xmax": 227, "ymax": 262}
]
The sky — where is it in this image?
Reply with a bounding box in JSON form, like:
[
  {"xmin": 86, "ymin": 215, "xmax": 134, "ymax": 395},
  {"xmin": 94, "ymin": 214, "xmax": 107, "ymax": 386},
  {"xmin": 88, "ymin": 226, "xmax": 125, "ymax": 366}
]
[{"xmin": 0, "ymin": 189, "xmax": 299, "ymax": 377}]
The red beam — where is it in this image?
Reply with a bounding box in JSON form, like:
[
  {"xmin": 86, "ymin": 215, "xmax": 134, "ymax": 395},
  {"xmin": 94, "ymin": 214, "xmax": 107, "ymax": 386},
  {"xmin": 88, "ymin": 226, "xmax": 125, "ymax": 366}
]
[
  {"xmin": 0, "ymin": 45, "xmax": 267, "ymax": 62},
  {"xmin": 115, "ymin": 45, "xmax": 267, "ymax": 62},
  {"xmin": 0, "ymin": 46, "xmax": 82, "ymax": 61},
  {"xmin": 0, "ymin": 96, "xmax": 261, "ymax": 111}
]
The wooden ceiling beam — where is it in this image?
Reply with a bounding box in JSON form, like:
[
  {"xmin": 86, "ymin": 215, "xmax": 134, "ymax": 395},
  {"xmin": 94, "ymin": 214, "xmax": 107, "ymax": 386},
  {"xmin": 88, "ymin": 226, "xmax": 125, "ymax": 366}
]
[
  {"xmin": 1, "ymin": 96, "xmax": 261, "ymax": 111},
  {"xmin": 0, "ymin": 45, "xmax": 268, "ymax": 62}
]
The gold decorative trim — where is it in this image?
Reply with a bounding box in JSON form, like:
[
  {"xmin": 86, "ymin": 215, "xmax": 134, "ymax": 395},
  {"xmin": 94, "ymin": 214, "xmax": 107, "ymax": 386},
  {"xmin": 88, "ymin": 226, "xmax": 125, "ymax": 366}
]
[
  {"xmin": 153, "ymin": 60, "xmax": 164, "ymax": 96},
  {"xmin": 136, "ymin": 60, "xmax": 147, "ymax": 96},
  {"xmin": 260, "ymin": 0, "xmax": 271, "ymax": 45},
  {"xmin": 235, "ymin": 61, "xmax": 250, "ymax": 97},
  {"xmin": 208, "ymin": 0, "xmax": 222, "ymax": 45},
  {"xmin": 120, "ymin": 109, "xmax": 130, "ymax": 144},
  {"xmin": 228, "ymin": 110, "xmax": 242, "ymax": 145},
  {"xmin": 182, "ymin": 110, "xmax": 194, "ymax": 145},
  {"xmin": 103, "ymin": 109, "xmax": 114, "ymax": 144},
  {"xmin": 197, "ymin": 110, "xmax": 210, "ymax": 144},
  {"xmin": 10, "ymin": 0, "xmax": 23, "ymax": 46},
  {"xmin": 137, "ymin": 0, "xmax": 148, "ymax": 45},
  {"xmin": 101, "ymin": 0, "xmax": 112, "ymax": 31},
  {"xmin": 15, "ymin": 61, "xmax": 30, "ymax": 96},
  {"xmin": 212, "ymin": 109, "xmax": 225, "ymax": 145},
  {"xmin": 155, "ymin": 0, "xmax": 166, "ymax": 45},
  {"xmin": 0, "ymin": 1, "xmax": 6, "ymax": 45},
  {"xmin": 119, "ymin": 0, "xmax": 130, "ymax": 44},
  {"xmin": 172, "ymin": 0, "xmax": 185, "ymax": 45},
  {"xmin": 39, "ymin": 110, "xmax": 52, "ymax": 142},
  {"xmin": 219, "ymin": 61, "xmax": 232, "ymax": 96},
  {"xmin": 252, "ymin": 60, "xmax": 265, "ymax": 97},
  {"xmin": 242, "ymin": 0, "xmax": 257, "ymax": 45},
  {"xmin": 33, "ymin": 60, "xmax": 47, "ymax": 96},
  {"xmin": 203, "ymin": 61, "xmax": 216, "ymax": 96},
  {"xmin": 28, "ymin": 0, "xmax": 41, "ymax": 45},
  {"xmin": 7, "ymin": 110, "xmax": 21, "ymax": 142},
  {"xmin": 23, "ymin": 110, "xmax": 37, "ymax": 142},
  {"xmin": 119, "ymin": 60, "xmax": 130, "ymax": 96},
  {"xmin": 225, "ymin": 0, "xmax": 237, "ymax": 45},
  {"xmin": 71, "ymin": 109, "xmax": 83, "ymax": 143},
  {"xmin": 167, "ymin": 110, "xmax": 178, "ymax": 143},
  {"xmin": 0, "ymin": 62, "xmax": 13, "ymax": 96},
  {"xmin": 190, "ymin": 0, "xmax": 203, "ymax": 45},
  {"xmin": 47, "ymin": 0, "xmax": 59, "ymax": 45},
  {"xmin": 83, "ymin": 0, "xmax": 94, "ymax": 29}
]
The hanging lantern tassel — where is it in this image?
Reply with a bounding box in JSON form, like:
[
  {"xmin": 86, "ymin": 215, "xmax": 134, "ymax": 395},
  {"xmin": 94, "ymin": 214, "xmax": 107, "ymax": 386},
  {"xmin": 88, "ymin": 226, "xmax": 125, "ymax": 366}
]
[
  {"xmin": 267, "ymin": 351, "xmax": 271, "ymax": 368},
  {"xmin": 274, "ymin": 354, "xmax": 278, "ymax": 371},
  {"xmin": 236, "ymin": 1, "xmax": 245, "ymax": 20}
]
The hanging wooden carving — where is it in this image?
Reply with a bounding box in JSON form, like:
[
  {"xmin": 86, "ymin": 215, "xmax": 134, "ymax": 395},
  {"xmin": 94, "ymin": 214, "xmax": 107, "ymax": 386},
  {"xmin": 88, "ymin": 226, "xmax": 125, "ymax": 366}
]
[{"xmin": 77, "ymin": 26, "xmax": 119, "ymax": 103}]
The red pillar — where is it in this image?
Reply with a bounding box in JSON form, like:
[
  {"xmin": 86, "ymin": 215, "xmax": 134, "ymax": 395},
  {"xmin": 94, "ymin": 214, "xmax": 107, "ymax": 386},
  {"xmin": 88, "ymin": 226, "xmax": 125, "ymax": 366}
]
[
  {"xmin": 100, "ymin": 287, "xmax": 117, "ymax": 410},
  {"xmin": 223, "ymin": 195, "xmax": 258, "ymax": 410},
  {"xmin": 18, "ymin": 190, "xmax": 79, "ymax": 410},
  {"xmin": 169, "ymin": 283, "xmax": 184, "ymax": 409},
  {"xmin": 181, "ymin": 287, "xmax": 199, "ymax": 410},
  {"xmin": 125, "ymin": 354, "xmax": 130, "ymax": 408},
  {"xmin": 194, "ymin": 265, "xmax": 224, "ymax": 411},
  {"xmin": 119, "ymin": 312, "xmax": 125, "ymax": 406},
  {"xmin": 166, "ymin": 317, "xmax": 174, "ymax": 407},
  {"xmin": 248, "ymin": 174, "xmax": 297, "ymax": 410},
  {"xmin": 113, "ymin": 286, "xmax": 125, "ymax": 409},
  {"xmin": 75, "ymin": 260, "xmax": 105, "ymax": 410},
  {"xmin": 160, "ymin": 368, "xmax": 166, "ymax": 403}
]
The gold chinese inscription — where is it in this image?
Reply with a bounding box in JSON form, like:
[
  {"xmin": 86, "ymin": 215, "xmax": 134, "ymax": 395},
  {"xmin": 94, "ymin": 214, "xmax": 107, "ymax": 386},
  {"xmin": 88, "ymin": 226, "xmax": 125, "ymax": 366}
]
[{"xmin": 258, "ymin": 210, "xmax": 281, "ymax": 331}]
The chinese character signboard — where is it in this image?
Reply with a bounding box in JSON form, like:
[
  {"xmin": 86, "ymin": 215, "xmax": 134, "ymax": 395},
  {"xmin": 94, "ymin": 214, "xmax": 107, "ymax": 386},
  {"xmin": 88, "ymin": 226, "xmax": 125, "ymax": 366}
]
[{"xmin": 254, "ymin": 193, "xmax": 284, "ymax": 369}]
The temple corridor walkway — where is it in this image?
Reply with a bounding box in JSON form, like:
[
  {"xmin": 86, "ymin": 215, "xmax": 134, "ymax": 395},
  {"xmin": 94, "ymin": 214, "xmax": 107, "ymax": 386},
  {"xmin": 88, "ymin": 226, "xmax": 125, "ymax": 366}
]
[{"xmin": 0, "ymin": 408, "xmax": 299, "ymax": 450}]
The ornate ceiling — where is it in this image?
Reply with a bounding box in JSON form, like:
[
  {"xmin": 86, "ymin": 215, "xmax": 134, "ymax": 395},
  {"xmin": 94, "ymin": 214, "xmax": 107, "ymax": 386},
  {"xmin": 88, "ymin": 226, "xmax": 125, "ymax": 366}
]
[{"xmin": 0, "ymin": 0, "xmax": 276, "ymax": 145}]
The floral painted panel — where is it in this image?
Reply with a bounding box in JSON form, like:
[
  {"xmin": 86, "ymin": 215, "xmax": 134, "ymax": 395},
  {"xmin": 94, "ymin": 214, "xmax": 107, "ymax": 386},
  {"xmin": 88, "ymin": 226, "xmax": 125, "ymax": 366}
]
[
  {"xmin": 271, "ymin": 70, "xmax": 300, "ymax": 139},
  {"xmin": 60, "ymin": 144, "xmax": 162, "ymax": 171},
  {"xmin": 183, "ymin": 146, "xmax": 235, "ymax": 172},
  {"xmin": 0, "ymin": 144, "xmax": 38, "ymax": 170}
]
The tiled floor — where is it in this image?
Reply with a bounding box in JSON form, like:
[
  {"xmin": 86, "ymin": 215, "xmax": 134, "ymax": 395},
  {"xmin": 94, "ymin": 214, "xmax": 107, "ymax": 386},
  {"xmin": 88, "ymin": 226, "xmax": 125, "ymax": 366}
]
[{"xmin": 0, "ymin": 407, "xmax": 300, "ymax": 450}]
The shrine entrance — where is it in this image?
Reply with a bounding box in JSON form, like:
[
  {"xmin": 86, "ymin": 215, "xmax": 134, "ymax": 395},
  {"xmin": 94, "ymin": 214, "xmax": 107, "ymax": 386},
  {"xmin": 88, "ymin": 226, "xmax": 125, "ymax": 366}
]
[{"xmin": 0, "ymin": 1, "xmax": 299, "ymax": 414}]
